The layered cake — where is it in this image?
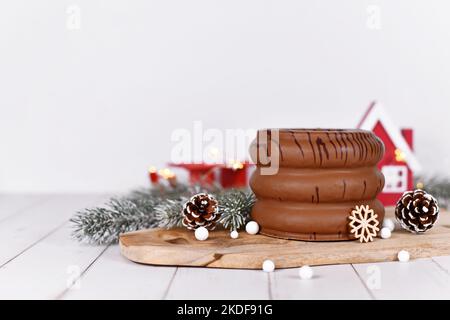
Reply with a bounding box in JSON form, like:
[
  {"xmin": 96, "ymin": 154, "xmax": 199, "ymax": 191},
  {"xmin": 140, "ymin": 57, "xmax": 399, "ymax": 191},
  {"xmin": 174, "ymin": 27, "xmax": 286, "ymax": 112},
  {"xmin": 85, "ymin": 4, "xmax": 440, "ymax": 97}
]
[{"xmin": 250, "ymin": 129, "xmax": 385, "ymax": 241}]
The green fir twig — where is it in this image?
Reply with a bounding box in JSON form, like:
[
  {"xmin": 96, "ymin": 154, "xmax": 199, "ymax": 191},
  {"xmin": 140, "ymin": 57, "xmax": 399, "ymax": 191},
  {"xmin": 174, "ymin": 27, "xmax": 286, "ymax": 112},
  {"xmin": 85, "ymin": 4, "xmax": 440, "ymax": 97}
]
[
  {"xmin": 155, "ymin": 197, "xmax": 187, "ymax": 229},
  {"xmin": 70, "ymin": 197, "xmax": 160, "ymax": 245},
  {"xmin": 217, "ymin": 189, "xmax": 256, "ymax": 231}
]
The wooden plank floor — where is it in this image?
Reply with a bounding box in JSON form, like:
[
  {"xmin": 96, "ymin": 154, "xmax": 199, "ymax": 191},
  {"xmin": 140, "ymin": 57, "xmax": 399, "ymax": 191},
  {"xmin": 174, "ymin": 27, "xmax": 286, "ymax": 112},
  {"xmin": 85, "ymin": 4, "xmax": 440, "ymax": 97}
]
[{"xmin": 0, "ymin": 194, "xmax": 449, "ymax": 300}]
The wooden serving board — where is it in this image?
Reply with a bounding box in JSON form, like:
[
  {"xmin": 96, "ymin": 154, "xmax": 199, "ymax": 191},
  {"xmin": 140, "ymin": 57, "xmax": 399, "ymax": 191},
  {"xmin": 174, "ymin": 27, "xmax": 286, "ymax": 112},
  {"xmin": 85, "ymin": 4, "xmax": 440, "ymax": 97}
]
[{"xmin": 119, "ymin": 208, "xmax": 450, "ymax": 269}]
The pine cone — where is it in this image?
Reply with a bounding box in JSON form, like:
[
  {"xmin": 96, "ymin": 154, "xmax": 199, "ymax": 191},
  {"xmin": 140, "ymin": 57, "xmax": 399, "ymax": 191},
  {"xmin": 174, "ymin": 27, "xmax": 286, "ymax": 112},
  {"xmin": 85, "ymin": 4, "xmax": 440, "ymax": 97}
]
[
  {"xmin": 182, "ymin": 193, "xmax": 220, "ymax": 230},
  {"xmin": 395, "ymin": 189, "xmax": 440, "ymax": 233}
]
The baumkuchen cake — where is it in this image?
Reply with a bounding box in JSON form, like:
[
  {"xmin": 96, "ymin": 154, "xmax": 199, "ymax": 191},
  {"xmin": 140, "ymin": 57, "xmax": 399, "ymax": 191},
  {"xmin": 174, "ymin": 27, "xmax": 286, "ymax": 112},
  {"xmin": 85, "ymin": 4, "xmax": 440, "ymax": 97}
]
[{"xmin": 249, "ymin": 129, "xmax": 385, "ymax": 241}]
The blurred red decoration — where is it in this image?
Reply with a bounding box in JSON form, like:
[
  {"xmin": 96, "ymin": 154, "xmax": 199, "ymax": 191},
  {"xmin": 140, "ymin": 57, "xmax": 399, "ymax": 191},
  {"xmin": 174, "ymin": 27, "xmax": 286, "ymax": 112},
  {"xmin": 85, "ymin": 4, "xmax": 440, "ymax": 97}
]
[
  {"xmin": 148, "ymin": 166, "xmax": 159, "ymax": 184},
  {"xmin": 159, "ymin": 168, "xmax": 178, "ymax": 188},
  {"xmin": 169, "ymin": 161, "xmax": 251, "ymax": 188}
]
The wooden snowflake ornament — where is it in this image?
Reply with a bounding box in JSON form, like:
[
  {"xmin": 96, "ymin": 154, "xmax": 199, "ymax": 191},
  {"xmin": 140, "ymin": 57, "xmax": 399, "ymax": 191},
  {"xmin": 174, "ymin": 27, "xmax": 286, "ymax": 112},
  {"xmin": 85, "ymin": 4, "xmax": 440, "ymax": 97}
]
[{"xmin": 348, "ymin": 205, "xmax": 380, "ymax": 243}]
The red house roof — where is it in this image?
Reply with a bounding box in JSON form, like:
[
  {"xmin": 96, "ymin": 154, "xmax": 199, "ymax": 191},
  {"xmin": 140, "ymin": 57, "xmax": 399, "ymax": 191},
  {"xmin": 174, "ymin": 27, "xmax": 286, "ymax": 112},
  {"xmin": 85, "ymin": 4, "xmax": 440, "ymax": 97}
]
[{"xmin": 357, "ymin": 101, "xmax": 421, "ymax": 173}]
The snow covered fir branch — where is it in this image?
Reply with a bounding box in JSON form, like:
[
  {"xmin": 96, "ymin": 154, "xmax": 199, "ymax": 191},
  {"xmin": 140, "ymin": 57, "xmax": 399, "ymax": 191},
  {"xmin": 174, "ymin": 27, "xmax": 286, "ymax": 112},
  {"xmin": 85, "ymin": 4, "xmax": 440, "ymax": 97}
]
[{"xmin": 70, "ymin": 184, "xmax": 255, "ymax": 245}]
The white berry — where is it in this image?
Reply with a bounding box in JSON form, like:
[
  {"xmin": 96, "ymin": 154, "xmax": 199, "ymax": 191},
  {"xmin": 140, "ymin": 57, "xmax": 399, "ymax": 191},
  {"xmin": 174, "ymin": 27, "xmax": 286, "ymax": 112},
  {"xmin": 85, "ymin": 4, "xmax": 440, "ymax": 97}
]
[
  {"xmin": 262, "ymin": 260, "xmax": 275, "ymax": 272},
  {"xmin": 382, "ymin": 218, "xmax": 395, "ymax": 232},
  {"xmin": 380, "ymin": 227, "xmax": 392, "ymax": 239},
  {"xmin": 298, "ymin": 266, "xmax": 314, "ymax": 280},
  {"xmin": 398, "ymin": 250, "xmax": 410, "ymax": 262},
  {"xmin": 194, "ymin": 227, "xmax": 209, "ymax": 241},
  {"xmin": 230, "ymin": 230, "xmax": 239, "ymax": 239},
  {"xmin": 246, "ymin": 221, "xmax": 260, "ymax": 235}
]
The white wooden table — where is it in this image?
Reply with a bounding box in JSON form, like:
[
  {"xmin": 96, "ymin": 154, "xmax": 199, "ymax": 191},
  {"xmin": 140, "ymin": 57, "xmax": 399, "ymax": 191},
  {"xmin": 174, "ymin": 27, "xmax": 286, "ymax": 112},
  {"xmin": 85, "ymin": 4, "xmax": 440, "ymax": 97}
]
[{"xmin": 0, "ymin": 194, "xmax": 449, "ymax": 300}]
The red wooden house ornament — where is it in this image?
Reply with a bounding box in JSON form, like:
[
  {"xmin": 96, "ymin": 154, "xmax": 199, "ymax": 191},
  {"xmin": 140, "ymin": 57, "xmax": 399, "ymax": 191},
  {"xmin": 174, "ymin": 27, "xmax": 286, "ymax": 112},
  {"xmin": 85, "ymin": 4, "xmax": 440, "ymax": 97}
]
[{"xmin": 357, "ymin": 102, "xmax": 422, "ymax": 206}]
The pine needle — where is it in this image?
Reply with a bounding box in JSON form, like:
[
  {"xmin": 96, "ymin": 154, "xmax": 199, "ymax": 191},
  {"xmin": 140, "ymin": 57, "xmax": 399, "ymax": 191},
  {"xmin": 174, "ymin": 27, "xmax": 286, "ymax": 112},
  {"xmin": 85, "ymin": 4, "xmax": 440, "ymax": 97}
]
[{"xmin": 155, "ymin": 197, "xmax": 187, "ymax": 229}]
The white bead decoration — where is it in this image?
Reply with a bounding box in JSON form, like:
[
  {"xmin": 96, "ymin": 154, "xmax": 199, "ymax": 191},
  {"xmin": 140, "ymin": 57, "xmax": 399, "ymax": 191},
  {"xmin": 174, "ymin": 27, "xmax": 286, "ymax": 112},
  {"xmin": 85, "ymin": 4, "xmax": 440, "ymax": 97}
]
[
  {"xmin": 262, "ymin": 260, "xmax": 275, "ymax": 272},
  {"xmin": 380, "ymin": 227, "xmax": 392, "ymax": 239},
  {"xmin": 245, "ymin": 221, "xmax": 260, "ymax": 235},
  {"xmin": 194, "ymin": 227, "xmax": 209, "ymax": 241},
  {"xmin": 382, "ymin": 218, "xmax": 395, "ymax": 232},
  {"xmin": 230, "ymin": 230, "xmax": 239, "ymax": 239},
  {"xmin": 398, "ymin": 250, "xmax": 410, "ymax": 262},
  {"xmin": 298, "ymin": 266, "xmax": 314, "ymax": 280}
]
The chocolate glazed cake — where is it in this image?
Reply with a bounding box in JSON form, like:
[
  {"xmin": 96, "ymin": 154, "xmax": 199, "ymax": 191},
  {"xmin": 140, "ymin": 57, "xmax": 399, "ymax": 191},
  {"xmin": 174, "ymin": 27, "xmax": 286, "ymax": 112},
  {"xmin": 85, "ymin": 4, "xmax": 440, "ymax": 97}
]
[{"xmin": 249, "ymin": 129, "xmax": 385, "ymax": 241}]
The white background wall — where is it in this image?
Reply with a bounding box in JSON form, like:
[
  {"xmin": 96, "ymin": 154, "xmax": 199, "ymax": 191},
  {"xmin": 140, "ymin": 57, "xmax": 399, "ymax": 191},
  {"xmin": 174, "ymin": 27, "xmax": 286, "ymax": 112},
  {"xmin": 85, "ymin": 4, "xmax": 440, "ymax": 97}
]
[{"xmin": 1, "ymin": 0, "xmax": 449, "ymax": 193}]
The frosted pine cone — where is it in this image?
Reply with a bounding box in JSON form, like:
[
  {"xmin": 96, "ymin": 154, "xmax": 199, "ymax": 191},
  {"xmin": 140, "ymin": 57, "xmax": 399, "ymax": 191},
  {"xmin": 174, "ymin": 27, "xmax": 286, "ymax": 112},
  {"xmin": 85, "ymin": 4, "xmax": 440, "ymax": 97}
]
[
  {"xmin": 395, "ymin": 189, "xmax": 439, "ymax": 233},
  {"xmin": 182, "ymin": 193, "xmax": 220, "ymax": 230}
]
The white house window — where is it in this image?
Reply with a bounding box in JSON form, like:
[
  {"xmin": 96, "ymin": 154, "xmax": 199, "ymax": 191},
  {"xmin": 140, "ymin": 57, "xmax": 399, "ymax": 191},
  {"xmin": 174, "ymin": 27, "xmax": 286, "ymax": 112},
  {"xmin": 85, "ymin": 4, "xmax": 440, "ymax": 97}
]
[{"xmin": 382, "ymin": 165, "xmax": 408, "ymax": 193}]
